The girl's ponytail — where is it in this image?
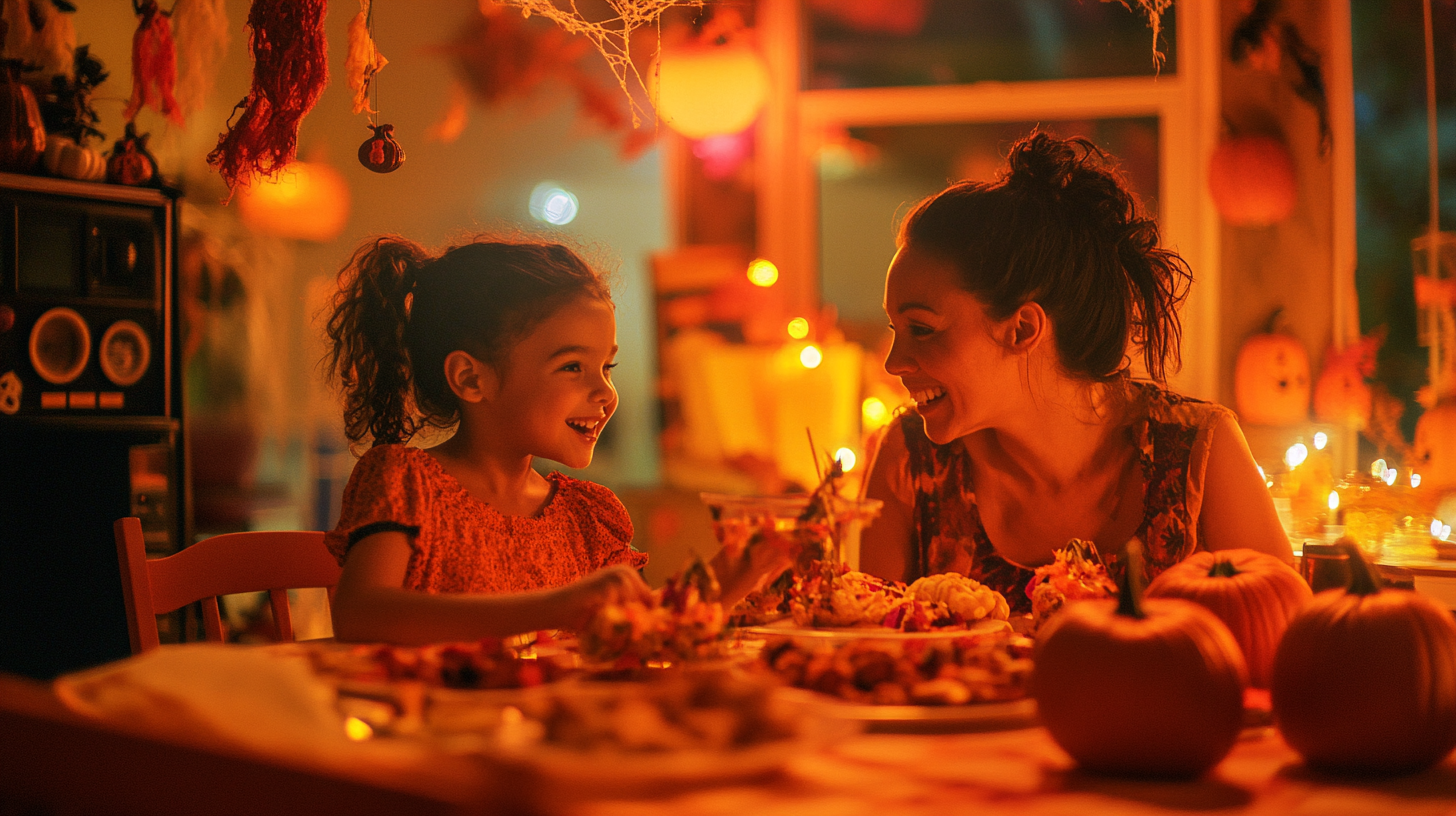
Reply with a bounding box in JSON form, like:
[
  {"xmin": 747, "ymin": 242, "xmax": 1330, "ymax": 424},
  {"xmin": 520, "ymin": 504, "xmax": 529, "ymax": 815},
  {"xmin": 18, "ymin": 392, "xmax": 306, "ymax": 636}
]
[{"xmin": 325, "ymin": 236, "xmax": 429, "ymax": 446}]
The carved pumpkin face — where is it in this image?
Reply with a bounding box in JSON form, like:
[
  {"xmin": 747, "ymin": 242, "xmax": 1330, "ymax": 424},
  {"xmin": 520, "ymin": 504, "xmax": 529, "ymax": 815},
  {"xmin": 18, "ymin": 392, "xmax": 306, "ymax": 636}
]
[
  {"xmin": 1234, "ymin": 332, "xmax": 1311, "ymax": 426},
  {"xmin": 358, "ymin": 124, "xmax": 404, "ymax": 173},
  {"xmin": 1413, "ymin": 402, "xmax": 1456, "ymax": 490}
]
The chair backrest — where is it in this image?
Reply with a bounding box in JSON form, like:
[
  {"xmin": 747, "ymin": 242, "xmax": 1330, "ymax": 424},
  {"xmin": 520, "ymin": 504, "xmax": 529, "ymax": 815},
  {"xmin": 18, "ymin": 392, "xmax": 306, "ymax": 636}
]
[{"xmin": 114, "ymin": 518, "xmax": 342, "ymax": 654}]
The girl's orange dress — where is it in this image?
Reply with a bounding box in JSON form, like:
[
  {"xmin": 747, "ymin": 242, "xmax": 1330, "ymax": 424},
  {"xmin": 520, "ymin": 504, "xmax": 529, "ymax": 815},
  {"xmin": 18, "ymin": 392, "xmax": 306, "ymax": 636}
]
[{"xmin": 324, "ymin": 445, "xmax": 647, "ymax": 594}]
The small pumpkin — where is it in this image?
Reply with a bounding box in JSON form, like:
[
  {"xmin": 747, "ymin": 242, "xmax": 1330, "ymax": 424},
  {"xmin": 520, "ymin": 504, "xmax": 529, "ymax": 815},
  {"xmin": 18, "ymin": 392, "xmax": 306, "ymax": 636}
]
[
  {"xmin": 1271, "ymin": 539, "xmax": 1456, "ymax": 775},
  {"xmin": 1234, "ymin": 309, "xmax": 1311, "ymax": 426},
  {"xmin": 1145, "ymin": 549, "xmax": 1311, "ymax": 689},
  {"xmin": 358, "ymin": 123, "xmax": 404, "ymax": 173},
  {"xmin": 43, "ymin": 135, "xmax": 106, "ymax": 181},
  {"xmin": 106, "ymin": 123, "xmax": 158, "ymax": 186},
  {"xmin": 1032, "ymin": 540, "xmax": 1248, "ymax": 778},
  {"xmin": 0, "ymin": 59, "xmax": 46, "ymax": 173},
  {"xmin": 1208, "ymin": 134, "xmax": 1297, "ymax": 227}
]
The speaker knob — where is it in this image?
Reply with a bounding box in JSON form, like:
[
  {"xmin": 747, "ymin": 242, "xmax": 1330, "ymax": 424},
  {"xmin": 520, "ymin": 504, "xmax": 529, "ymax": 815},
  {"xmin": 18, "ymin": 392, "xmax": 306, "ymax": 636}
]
[
  {"xmin": 99, "ymin": 319, "xmax": 150, "ymax": 387},
  {"xmin": 29, "ymin": 307, "xmax": 91, "ymax": 385}
]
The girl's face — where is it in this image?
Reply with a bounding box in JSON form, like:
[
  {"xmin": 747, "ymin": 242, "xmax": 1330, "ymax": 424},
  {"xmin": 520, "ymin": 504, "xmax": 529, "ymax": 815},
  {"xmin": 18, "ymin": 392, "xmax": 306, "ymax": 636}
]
[
  {"xmin": 491, "ymin": 295, "xmax": 619, "ymax": 468},
  {"xmin": 883, "ymin": 246, "xmax": 1020, "ymax": 444}
]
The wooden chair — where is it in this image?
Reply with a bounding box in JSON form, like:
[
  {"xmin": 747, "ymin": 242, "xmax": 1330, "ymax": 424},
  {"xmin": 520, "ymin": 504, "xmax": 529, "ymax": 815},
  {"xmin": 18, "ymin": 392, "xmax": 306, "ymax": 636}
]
[{"xmin": 114, "ymin": 517, "xmax": 343, "ymax": 654}]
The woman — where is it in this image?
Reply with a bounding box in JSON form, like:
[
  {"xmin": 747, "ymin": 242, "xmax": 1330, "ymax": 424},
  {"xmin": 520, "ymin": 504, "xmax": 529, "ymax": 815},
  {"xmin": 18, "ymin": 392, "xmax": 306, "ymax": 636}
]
[{"xmin": 859, "ymin": 131, "xmax": 1291, "ymax": 613}]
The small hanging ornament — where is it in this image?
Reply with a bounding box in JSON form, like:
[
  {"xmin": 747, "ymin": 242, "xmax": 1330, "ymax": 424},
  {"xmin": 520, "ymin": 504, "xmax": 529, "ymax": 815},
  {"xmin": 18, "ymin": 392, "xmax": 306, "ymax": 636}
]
[
  {"xmin": 352, "ymin": 2, "xmax": 402, "ymax": 173},
  {"xmin": 358, "ymin": 123, "xmax": 403, "ymax": 173}
]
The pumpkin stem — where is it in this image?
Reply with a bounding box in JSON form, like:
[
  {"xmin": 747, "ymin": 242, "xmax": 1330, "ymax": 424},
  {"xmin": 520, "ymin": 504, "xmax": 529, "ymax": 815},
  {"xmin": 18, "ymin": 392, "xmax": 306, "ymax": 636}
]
[
  {"xmin": 1264, "ymin": 307, "xmax": 1286, "ymax": 334},
  {"xmin": 1207, "ymin": 558, "xmax": 1240, "ymax": 579},
  {"xmin": 1336, "ymin": 536, "xmax": 1382, "ymax": 596},
  {"xmin": 1116, "ymin": 538, "xmax": 1148, "ymax": 619}
]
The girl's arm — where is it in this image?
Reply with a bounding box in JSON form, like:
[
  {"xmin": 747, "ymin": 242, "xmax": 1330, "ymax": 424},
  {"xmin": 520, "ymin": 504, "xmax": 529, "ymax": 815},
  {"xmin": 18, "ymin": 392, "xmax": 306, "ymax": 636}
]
[
  {"xmin": 1199, "ymin": 412, "xmax": 1296, "ymax": 563},
  {"xmin": 330, "ymin": 530, "xmax": 650, "ymax": 645},
  {"xmin": 858, "ymin": 423, "xmax": 918, "ymax": 583}
]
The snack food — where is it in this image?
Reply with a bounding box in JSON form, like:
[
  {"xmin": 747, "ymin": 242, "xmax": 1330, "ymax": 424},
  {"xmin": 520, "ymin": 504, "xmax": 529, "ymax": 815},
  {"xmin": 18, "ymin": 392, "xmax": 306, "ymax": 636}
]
[
  {"xmin": 1027, "ymin": 539, "xmax": 1118, "ymax": 632},
  {"xmin": 578, "ymin": 559, "xmax": 726, "ymax": 666},
  {"xmin": 788, "ymin": 561, "xmax": 1011, "ymax": 631},
  {"xmin": 308, "ymin": 636, "xmax": 574, "ymax": 691},
  {"xmin": 762, "ymin": 630, "xmax": 1034, "ymax": 706}
]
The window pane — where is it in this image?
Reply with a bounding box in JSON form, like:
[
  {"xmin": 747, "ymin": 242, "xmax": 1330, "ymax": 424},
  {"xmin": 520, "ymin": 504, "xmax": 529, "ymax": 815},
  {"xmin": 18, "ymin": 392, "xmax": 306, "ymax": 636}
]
[
  {"xmin": 806, "ymin": 1, "xmax": 1176, "ymax": 90},
  {"xmin": 819, "ymin": 119, "xmax": 1161, "ymax": 327}
]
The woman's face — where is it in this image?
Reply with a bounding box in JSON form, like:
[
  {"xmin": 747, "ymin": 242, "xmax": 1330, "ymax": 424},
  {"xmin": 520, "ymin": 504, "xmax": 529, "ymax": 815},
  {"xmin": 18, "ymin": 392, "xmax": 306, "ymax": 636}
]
[{"xmin": 883, "ymin": 245, "xmax": 1020, "ymax": 444}]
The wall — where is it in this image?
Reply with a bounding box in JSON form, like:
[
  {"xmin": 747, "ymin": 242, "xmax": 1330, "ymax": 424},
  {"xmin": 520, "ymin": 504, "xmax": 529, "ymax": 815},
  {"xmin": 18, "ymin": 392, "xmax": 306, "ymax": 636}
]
[{"xmin": 72, "ymin": 2, "xmax": 670, "ymax": 530}]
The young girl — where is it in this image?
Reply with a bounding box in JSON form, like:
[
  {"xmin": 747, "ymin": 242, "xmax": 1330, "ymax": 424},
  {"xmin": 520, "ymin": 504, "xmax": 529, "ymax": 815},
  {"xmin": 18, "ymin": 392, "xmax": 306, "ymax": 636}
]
[{"xmin": 321, "ymin": 236, "xmax": 654, "ymax": 645}]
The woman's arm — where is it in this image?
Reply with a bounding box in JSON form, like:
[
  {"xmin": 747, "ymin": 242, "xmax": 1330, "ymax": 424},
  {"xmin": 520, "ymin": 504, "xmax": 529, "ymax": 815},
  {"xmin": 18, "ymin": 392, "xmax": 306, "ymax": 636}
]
[
  {"xmin": 330, "ymin": 531, "xmax": 651, "ymax": 645},
  {"xmin": 1199, "ymin": 412, "xmax": 1296, "ymax": 563},
  {"xmin": 858, "ymin": 422, "xmax": 918, "ymax": 583}
]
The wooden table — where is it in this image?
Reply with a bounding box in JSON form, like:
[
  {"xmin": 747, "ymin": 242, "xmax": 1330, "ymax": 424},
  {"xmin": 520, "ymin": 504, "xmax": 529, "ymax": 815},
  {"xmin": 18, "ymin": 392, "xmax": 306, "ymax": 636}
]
[{"xmin": 4, "ymin": 650, "xmax": 1454, "ymax": 816}]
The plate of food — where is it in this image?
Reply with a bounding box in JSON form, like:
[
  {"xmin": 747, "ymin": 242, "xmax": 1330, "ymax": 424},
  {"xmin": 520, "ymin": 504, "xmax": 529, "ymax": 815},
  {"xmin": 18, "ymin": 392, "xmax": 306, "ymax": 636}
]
[
  {"xmin": 431, "ymin": 667, "xmax": 857, "ymax": 806},
  {"xmin": 757, "ymin": 627, "xmax": 1036, "ymax": 733}
]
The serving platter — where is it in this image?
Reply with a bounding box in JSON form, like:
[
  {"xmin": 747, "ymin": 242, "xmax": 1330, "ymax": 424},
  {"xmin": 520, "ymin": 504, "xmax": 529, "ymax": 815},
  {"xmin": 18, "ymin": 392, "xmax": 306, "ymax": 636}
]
[{"xmin": 779, "ymin": 688, "xmax": 1038, "ymax": 734}]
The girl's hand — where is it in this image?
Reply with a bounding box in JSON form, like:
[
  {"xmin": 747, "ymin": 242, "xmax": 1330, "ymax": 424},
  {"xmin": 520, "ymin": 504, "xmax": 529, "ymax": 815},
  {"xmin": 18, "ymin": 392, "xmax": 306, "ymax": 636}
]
[{"xmin": 556, "ymin": 564, "xmax": 652, "ymax": 630}]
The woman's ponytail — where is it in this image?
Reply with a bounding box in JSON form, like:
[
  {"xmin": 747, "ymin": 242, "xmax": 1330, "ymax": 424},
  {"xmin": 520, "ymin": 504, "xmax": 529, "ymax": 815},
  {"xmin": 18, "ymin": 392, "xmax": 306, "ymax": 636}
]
[{"xmin": 324, "ymin": 236, "xmax": 429, "ymax": 446}]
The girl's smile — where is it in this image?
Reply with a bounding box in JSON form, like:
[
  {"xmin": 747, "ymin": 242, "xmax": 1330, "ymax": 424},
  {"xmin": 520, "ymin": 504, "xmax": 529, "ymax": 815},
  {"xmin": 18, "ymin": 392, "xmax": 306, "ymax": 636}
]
[{"xmin": 487, "ymin": 296, "xmax": 619, "ymax": 469}]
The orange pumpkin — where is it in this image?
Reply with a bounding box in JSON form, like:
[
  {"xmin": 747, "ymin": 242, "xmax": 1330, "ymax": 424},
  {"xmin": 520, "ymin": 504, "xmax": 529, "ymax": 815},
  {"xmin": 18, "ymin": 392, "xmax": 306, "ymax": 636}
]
[
  {"xmin": 1413, "ymin": 401, "xmax": 1456, "ymax": 490},
  {"xmin": 1145, "ymin": 549, "xmax": 1311, "ymax": 689},
  {"xmin": 1208, "ymin": 134, "xmax": 1297, "ymax": 227},
  {"xmin": 1032, "ymin": 541, "xmax": 1248, "ymax": 778},
  {"xmin": 1234, "ymin": 313, "xmax": 1310, "ymax": 426},
  {"xmin": 1271, "ymin": 540, "xmax": 1456, "ymax": 775}
]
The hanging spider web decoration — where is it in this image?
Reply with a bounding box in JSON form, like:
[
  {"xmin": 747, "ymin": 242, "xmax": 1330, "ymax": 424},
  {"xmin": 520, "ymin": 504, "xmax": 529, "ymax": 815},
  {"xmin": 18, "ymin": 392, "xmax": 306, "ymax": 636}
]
[
  {"xmin": 492, "ymin": 0, "xmax": 702, "ymax": 126},
  {"xmin": 1107, "ymin": 0, "xmax": 1174, "ymax": 71}
]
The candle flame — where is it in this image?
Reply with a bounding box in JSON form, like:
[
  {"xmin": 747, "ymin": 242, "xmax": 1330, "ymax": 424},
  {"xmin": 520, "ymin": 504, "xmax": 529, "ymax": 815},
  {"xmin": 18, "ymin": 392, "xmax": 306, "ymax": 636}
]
[
  {"xmin": 1313, "ymin": 431, "xmax": 1328, "ymax": 450},
  {"xmin": 799, "ymin": 344, "xmax": 823, "ymax": 369}
]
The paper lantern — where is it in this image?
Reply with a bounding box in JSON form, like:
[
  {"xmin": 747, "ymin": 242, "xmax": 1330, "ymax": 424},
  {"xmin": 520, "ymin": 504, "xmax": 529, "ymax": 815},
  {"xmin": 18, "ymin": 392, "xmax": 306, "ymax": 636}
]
[
  {"xmin": 654, "ymin": 40, "xmax": 769, "ymax": 140},
  {"xmin": 1208, "ymin": 135, "xmax": 1297, "ymax": 227},
  {"xmin": 238, "ymin": 161, "xmax": 351, "ymax": 243}
]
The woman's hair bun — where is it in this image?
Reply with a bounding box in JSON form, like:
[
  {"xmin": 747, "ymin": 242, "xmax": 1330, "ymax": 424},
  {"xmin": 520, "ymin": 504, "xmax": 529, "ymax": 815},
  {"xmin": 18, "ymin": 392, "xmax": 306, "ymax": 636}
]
[{"xmin": 1004, "ymin": 131, "xmax": 1092, "ymax": 192}]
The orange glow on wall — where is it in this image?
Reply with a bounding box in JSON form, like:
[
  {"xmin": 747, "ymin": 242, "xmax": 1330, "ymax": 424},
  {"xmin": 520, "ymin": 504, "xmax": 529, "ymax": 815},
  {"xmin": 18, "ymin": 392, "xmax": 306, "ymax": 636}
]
[
  {"xmin": 654, "ymin": 41, "xmax": 769, "ymax": 139},
  {"xmin": 238, "ymin": 161, "xmax": 351, "ymax": 243}
]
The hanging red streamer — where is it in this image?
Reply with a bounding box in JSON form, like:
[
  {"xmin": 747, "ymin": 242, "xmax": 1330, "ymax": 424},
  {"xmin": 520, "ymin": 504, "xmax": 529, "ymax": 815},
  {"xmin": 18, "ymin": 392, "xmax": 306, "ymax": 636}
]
[
  {"xmin": 207, "ymin": 0, "xmax": 329, "ymax": 200},
  {"xmin": 123, "ymin": 0, "xmax": 184, "ymax": 125}
]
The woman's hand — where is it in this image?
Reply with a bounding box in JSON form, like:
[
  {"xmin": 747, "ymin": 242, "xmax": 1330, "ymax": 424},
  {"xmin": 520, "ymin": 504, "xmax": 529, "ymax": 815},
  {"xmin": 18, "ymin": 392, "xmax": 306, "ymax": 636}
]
[
  {"xmin": 711, "ymin": 533, "xmax": 796, "ymax": 610},
  {"xmin": 554, "ymin": 564, "xmax": 653, "ymax": 630}
]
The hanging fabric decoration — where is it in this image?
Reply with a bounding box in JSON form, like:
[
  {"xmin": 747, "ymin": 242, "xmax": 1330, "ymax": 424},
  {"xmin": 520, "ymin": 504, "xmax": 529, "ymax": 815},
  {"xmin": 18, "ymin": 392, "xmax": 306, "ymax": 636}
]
[
  {"xmin": 172, "ymin": 0, "xmax": 230, "ymax": 121},
  {"xmin": 351, "ymin": 0, "xmax": 401, "ymax": 173},
  {"xmin": 123, "ymin": 0, "xmax": 183, "ymax": 125},
  {"xmin": 345, "ymin": 0, "xmax": 387, "ymax": 116},
  {"xmin": 207, "ymin": 0, "xmax": 329, "ymax": 199}
]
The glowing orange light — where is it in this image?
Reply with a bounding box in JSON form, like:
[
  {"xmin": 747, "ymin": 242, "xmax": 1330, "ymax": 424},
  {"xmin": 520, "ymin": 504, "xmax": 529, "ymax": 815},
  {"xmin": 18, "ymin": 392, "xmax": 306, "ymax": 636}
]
[
  {"xmin": 747, "ymin": 258, "xmax": 779, "ymax": 287},
  {"xmin": 344, "ymin": 717, "xmax": 373, "ymax": 741},
  {"xmin": 786, "ymin": 317, "xmax": 809, "ymax": 339},
  {"xmin": 862, "ymin": 397, "xmax": 889, "ymax": 428},
  {"xmin": 835, "ymin": 447, "xmax": 857, "ymax": 472},
  {"xmin": 654, "ymin": 42, "xmax": 769, "ymax": 139},
  {"xmin": 238, "ymin": 161, "xmax": 351, "ymax": 242}
]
